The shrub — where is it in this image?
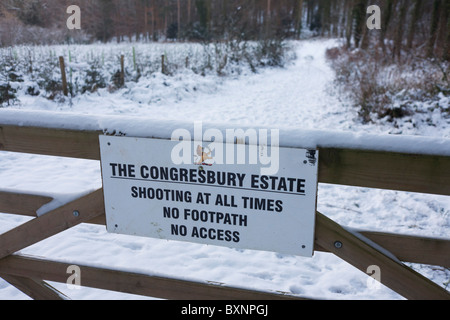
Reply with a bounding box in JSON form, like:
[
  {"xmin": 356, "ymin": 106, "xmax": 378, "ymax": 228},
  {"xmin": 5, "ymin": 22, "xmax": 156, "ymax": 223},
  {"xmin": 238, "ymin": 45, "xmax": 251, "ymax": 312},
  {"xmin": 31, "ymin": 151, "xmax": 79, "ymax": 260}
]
[
  {"xmin": 256, "ymin": 38, "xmax": 287, "ymax": 67},
  {"xmin": 81, "ymin": 61, "xmax": 107, "ymax": 93},
  {"xmin": 0, "ymin": 82, "xmax": 17, "ymax": 106},
  {"xmin": 327, "ymin": 45, "xmax": 450, "ymax": 123}
]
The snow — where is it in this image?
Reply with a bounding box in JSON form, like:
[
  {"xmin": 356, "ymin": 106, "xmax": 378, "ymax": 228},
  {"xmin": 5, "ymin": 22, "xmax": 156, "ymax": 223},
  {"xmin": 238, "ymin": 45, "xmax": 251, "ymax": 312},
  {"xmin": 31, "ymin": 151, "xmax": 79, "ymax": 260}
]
[
  {"xmin": 2, "ymin": 108, "xmax": 450, "ymax": 157},
  {"xmin": 0, "ymin": 39, "xmax": 449, "ymax": 300}
]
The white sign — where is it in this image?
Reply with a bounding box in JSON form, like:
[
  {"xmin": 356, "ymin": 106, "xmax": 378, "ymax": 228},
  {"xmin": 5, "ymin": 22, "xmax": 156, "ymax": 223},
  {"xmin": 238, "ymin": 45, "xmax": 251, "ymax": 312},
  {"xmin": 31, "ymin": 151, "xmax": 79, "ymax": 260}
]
[{"xmin": 99, "ymin": 136, "xmax": 318, "ymax": 257}]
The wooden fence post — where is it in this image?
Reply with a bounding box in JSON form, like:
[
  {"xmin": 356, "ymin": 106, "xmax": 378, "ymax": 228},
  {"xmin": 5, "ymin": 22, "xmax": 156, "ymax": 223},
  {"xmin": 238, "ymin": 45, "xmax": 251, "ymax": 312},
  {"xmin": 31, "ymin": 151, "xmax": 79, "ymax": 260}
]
[
  {"xmin": 120, "ymin": 55, "xmax": 125, "ymax": 87},
  {"xmin": 59, "ymin": 56, "xmax": 68, "ymax": 96}
]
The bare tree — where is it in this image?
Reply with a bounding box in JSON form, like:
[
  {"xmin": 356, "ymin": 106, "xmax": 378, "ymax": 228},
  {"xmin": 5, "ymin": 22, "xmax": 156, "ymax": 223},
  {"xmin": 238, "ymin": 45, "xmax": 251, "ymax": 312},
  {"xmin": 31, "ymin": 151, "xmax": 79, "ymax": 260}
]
[
  {"xmin": 393, "ymin": 0, "xmax": 407, "ymax": 60},
  {"xmin": 427, "ymin": 0, "xmax": 442, "ymax": 57}
]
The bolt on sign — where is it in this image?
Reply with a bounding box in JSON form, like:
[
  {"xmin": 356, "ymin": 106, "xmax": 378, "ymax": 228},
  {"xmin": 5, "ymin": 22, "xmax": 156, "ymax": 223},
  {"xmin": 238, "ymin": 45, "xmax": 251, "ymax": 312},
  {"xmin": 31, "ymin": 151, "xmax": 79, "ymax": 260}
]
[{"xmin": 99, "ymin": 135, "xmax": 319, "ymax": 257}]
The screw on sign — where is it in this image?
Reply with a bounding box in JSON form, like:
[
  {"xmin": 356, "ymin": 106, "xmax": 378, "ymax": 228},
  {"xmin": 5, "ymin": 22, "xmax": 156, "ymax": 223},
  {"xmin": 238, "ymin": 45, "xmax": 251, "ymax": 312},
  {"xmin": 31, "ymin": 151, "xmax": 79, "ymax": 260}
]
[{"xmin": 334, "ymin": 241, "xmax": 343, "ymax": 249}]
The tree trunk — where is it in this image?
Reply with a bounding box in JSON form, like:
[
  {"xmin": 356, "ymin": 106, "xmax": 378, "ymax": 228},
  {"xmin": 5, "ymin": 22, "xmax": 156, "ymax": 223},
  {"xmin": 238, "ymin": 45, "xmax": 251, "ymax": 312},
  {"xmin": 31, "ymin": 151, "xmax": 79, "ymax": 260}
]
[
  {"xmin": 444, "ymin": 0, "xmax": 450, "ymax": 60},
  {"xmin": 352, "ymin": 0, "xmax": 367, "ymax": 48},
  {"xmin": 266, "ymin": 0, "xmax": 271, "ymax": 39},
  {"xmin": 427, "ymin": 0, "xmax": 442, "ymax": 58},
  {"xmin": 359, "ymin": 0, "xmax": 371, "ymax": 50},
  {"xmin": 177, "ymin": 0, "xmax": 181, "ymax": 40},
  {"xmin": 293, "ymin": 0, "xmax": 304, "ymax": 39},
  {"xmin": 406, "ymin": 0, "xmax": 422, "ymax": 49},
  {"xmin": 393, "ymin": 0, "xmax": 407, "ymax": 61},
  {"xmin": 321, "ymin": 0, "xmax": 331, "ymax": 36},
  {"xmin": 437, "ymin": 0, "xmax": 449, "ymax": 59},
  {"xmin": 379, "ymin": 0, "xmax": 394, "ymax": 52},
  {"xmin": 345, "ymin": 0, "xmax": 354, "ymax": 48},
  {"xmin": 306, "ymin": 0, "xmax": 314, "ymax": 28}
]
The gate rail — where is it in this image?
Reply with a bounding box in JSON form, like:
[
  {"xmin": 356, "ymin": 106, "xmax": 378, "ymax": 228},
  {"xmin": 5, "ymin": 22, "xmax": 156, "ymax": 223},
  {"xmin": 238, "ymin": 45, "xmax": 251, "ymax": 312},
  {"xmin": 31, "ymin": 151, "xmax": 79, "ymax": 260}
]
[{"xmin": 0, "ymin": 120, "xmax": 449, "ymax": 300}]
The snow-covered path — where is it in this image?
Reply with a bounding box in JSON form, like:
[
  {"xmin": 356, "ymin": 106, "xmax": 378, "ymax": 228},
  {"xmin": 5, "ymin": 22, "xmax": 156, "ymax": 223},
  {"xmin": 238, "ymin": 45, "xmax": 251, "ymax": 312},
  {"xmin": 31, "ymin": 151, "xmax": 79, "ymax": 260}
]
[
  {"xmin": 21, "ymin": 39, "xmax": 356, "ymax": 130},
  {"xmin": 129, "ymin": 39, "xmax": 355, "ymax": 129},
  {"xmin": 0, "ymin": 39, "xmax": 449, "ymax": 300}
]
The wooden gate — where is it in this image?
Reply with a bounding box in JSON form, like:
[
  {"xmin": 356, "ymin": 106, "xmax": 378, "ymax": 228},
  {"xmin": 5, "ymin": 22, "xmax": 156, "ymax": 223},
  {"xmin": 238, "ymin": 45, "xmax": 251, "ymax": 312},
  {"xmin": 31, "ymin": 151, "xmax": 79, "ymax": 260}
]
[{"xmin": 0, "ymin": 120, "xmax": 449, "ymax": 300}]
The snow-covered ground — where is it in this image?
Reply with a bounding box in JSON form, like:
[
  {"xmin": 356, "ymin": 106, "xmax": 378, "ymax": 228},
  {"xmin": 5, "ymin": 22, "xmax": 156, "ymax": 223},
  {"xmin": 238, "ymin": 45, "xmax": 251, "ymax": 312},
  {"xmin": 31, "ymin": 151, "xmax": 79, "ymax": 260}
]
[{"xmin": 0, "ymin": 39, "xmax": 449, "ymax": 300}]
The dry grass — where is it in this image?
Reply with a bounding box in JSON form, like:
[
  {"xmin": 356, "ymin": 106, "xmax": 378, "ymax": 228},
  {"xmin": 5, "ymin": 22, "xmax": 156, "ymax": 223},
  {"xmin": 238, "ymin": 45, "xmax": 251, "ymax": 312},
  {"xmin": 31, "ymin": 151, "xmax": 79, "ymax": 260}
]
[{"xmin": 327, "ymin": 45, "xmax": 449, "ymax": 123}]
